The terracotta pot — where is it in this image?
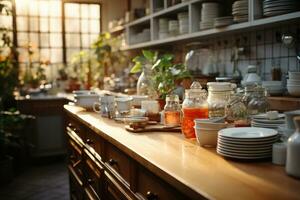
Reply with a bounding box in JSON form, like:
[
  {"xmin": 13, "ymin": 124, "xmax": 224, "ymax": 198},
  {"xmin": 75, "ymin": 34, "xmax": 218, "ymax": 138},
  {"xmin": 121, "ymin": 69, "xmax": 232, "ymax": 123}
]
[{"xmin": 157, "ymin": 98, "xmax": 166, "ymax": 111}]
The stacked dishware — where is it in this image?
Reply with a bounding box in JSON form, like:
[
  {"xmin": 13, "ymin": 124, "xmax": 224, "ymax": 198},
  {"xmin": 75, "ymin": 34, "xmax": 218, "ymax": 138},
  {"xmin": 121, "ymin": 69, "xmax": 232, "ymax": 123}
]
[
  {"xmin": 168, "ymin": 20, "xmax": 179, "ymax": 37},
  {"xmin": 251, "ymin": 113, "xmax": 285, "ymax": 129},
  {"xmin": 194, "ymin": 118, "xmax": 230, "ymax": 147},
  {"xmin": 131, "ymin": 28, "xmax": 151, "ymax": 44},
  {"xmin": 262, "ymin": 81, "xmax": 284, "ymax": 96},
  {"xmin": 159, "ymin": 18, "xmax": 169, "ymax": 39},
  {"xmin": 287, "ymin": 71, "xmax": 300, "ymax": 96},
  {"xmin": 217, "ymin": 127, "xmax": 279, "ymax": 159},
  {"xmin": 200, "ymin": 2, "xmax": 219, "ymax": 30},
  {"xmin": 232, "ymin": 0, "xmax": 248, "ymax": 23},
  {"xmin": 178, "ymin": 12, "xmax": 188, "ymax": 34},
  {"xmin": 214, "ymin": 16, "xmax": 234, "ymax": 28},
  {"xmin": 263, "ymin": 0, "xmax": 300, "ymax": 17}
]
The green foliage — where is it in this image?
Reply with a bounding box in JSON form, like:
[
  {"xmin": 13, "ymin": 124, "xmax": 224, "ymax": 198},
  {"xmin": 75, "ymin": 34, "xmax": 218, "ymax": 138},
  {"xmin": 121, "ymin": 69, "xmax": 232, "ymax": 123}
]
[{"xmin": 131, "ymin": 50, "xmax": 191, "ymax": 99}]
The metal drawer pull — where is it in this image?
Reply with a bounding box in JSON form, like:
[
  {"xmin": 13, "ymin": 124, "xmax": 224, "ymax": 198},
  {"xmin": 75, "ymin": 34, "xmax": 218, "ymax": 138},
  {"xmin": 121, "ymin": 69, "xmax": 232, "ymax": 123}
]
[
  {"xmin": 146, "ymin": 191, "xmax": 158, "ymax": 200},
  {"xmin": 73, "ymin": 160, "xmax": 81, "ymax": 168},
  {"xmin": 87, "ymin": 178, "xmax": 94, "ymax": 184},
  {"xmin": 108, "ymin": 159, "xmax": 118, "ymax": 166},
  {"xmin": 86, "ymin": 139, "xmax": 93, "ymax": 145}
]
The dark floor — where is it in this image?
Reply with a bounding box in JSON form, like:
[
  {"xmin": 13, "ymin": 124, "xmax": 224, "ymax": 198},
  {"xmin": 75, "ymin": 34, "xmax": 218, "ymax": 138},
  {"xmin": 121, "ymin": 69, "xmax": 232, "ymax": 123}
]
[{"xmin": 0, "ymin": 161, "xmax": 70, "ymax": 200}]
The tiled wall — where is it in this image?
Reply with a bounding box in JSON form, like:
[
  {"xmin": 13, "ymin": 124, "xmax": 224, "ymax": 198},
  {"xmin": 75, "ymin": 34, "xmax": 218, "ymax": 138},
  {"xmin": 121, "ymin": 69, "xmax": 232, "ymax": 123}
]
[{"xmin": 183, "ymin": 21, "xmax": 300, "ymax": 82}]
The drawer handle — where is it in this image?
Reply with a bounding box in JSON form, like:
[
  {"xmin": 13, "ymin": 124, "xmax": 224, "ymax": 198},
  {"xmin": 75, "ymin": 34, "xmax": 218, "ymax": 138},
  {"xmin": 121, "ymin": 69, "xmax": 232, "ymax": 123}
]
[
  {"xmin": 146, "ymin": 191, "xmax": 158, "ymax": 200},
  {"xmin": 69, "ymin": 155, "xmax": 75, "ymax": 160},
  {"xmin": 68, "ymin": 123, "xmax": 73, "ymax": 128},
  {"xmin": 73, "ymin": 160, "xmax": 81, "ymax": 168},
  {"xmin": 87, "ymin": 178, "xmax": 94, "ymax": 184},
  {"xmin": 86, "ymin": 139, "xmax": 93, "ymax": 145},
  {"xmin": 108, "ymin": 158, "xmax": 118, "ymax": 166}
]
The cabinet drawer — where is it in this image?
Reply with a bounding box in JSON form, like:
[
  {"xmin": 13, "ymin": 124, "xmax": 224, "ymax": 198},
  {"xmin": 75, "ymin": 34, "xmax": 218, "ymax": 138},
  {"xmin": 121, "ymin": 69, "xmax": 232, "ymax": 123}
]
[
  {"xmin": 85, "ymin": 128, "xmax": 103, "ymax": 159},
  {"xmin": 69, "ymin": 173, "xmax": 84, "ymax": 200},
  {"xmin": 68, "ymin": 137, "xmax": 83, "ymax": 181},
  {"xmin": 83, "ymin": 150, "xmax": 103, "ymax": 200},
  {"xmin": 136, "ymin": 167, "xmax": 187, "ymax": 200},
  {"xmin": 104, "ymin": 171, "xmax": 135, "ymax": 200},
  {"xmin": 104, "ymin": 143, "xmax": 131, "ymax": 186},
  {"xmin": 67, "ymin": 119, "xmax": 85, "ymax": 142}
]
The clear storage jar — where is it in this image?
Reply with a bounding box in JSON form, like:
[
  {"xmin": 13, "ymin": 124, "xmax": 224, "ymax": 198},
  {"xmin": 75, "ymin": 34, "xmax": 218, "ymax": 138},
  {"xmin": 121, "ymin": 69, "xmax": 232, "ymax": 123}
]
[{"xmin": 164, "ymin": 94, "xmax": 181, "ymax": 127}]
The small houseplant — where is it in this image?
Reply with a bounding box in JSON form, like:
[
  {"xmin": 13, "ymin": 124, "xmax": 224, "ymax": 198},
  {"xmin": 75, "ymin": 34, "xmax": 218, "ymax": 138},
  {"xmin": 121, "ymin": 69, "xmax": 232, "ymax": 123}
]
[{"xmin": 131, "ymin": 50, "xmax": 191, "ymax": 100}]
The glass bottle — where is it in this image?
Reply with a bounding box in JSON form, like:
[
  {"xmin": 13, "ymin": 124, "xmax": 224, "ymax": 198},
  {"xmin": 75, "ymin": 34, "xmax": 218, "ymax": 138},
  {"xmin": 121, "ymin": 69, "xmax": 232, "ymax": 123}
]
[
  {"xmin": 207, "ymin": 82, "xmax": 234, "ymax": 118},
  {"xmin": 182, "ymin": 81, "xmax": 208, "ymax": 138},
  {"xmin": 242, "ymin": 85, "xmax": 269, "ymax": 116},
  {"xmin": 136, "ymin": 64, "xmax": 157, "ymax": 99},
  {"xmin": 225, "ymin": 93, "xmax": 249, "ymax": 127},
  {"xmin": 164, "ymin": 94, "xmax": 181, "ymax": 127}
]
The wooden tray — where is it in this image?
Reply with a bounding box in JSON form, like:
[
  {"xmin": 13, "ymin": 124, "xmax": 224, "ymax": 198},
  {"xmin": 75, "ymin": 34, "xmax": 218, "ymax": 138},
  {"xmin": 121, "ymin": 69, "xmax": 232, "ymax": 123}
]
[{"xmin": 125, "ymin": 125, "xmax": 181, "ymax": 133}]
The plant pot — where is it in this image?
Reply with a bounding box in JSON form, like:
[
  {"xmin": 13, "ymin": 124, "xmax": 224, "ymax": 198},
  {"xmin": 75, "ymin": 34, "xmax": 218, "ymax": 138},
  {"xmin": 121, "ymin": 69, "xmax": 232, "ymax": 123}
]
[
  {"xmin": 0, "ymin": 156, "xmax": 14, "ymax": 185},
  {"xmin": 157, "ymin": 98, "xmax": 166, "ymax": 111}
]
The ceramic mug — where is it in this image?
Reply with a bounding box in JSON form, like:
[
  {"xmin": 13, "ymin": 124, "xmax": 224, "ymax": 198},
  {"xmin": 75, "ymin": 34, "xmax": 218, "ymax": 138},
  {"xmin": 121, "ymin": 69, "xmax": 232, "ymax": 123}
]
[
  {"xmin": 93, "ymin": 95, "xmax": 115, "ymax": 118},
  {"xmin": 115, "ymin": 97, "xmax": 133, "ymax": 115}
]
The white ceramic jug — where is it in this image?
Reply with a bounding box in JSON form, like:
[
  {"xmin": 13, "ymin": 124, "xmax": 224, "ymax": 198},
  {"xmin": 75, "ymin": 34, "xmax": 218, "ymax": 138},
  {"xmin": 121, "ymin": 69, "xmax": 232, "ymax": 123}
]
[{"xmin": 286, "ymin": 116, "xmax": 300, "ymax": 178}]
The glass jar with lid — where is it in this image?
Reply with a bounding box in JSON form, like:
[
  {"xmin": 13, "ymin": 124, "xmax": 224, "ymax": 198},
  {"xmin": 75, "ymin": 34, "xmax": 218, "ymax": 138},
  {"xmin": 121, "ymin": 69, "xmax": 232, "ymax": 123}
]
[
  {"xmin": 164, "ymin": 94, "xmax": 181, "ymax": 127},
  {"xmin": 207, "ymin": 82, "xmax": 235, "ymax": 118},
  {"xmin": 242, "ymin": 85, "xmax": 269, "ymax": 116},
  {"xmin": 182, "ymin": 81, "xmax": 208, "ymax": 138},
  {"xmin": 137, "ymin": 64, "xmax": 158, "ymax": 99},
  {"xmin": 225, "ymin": 93, "xmax": 249, "ymax": 127}
]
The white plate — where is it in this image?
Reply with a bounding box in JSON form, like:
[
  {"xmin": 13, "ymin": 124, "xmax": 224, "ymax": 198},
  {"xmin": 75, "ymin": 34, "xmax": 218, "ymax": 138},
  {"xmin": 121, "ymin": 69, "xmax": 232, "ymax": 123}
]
[
  {"xmin": 217, "ymin": 149, "xmax": 271, "ymax": 159},
  {"xmin": 252, "ymin": 113, "xmax": 285, "ymax": 120},
  {"xmin": 218, "ymin": 127, "xmax": 278, "ymax": 139},
  {"xmin": 218, "ymin": 141, "xmax": 273, "ymax": 149},
  {"xmin": 217, "ymin": 146, "xmax": 272, "ymax": 154},
  {"xmin": 217, "ymin": 144, "xmax": 272, "ymax": 153},
  {"xmin": 252, "ymin": 118, "xmax": 285, "ymax": 124},
  {"xmin": 218, "ymin": 136, "xmax": 279, "ymax": 144},
  {"xmin": 251, "ymin": 122, "xmax": 281, "ymax": 128}
]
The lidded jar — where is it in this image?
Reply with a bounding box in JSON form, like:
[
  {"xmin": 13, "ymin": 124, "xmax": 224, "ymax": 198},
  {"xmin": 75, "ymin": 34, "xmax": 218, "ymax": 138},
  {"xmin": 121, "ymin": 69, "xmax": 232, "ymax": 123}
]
[
  {"xmin": 164, "ymin": 94, "xmax": 181, "ymax": 127},
  {"xmin": 207, "ymin": 82, "xmax": 235, "ymax": 118},
  {"xmin": 243, "ymin": 85, "xmax": 269, "ymax": 116},
  {"xmin": 182, "ymin": 81, "xmax": 208, "ymax": 138}
]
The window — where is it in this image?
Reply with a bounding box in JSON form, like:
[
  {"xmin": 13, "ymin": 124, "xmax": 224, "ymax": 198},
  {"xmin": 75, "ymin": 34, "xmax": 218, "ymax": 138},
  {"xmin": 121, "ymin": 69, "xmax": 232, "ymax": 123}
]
[{"xmin": 13, "ymin": 0, "xmax": 101, "ymax": 81}]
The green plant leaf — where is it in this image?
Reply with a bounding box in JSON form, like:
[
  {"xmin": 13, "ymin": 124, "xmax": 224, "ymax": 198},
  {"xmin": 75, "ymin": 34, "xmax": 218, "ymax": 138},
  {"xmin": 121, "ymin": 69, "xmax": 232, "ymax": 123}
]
[
  {"xmin": 163, "ymin": 54, "xmax": 174, "ymax": 61},
  {"xmin": 142, "ymin": 50, "xmax": 158, "ymax": 63},
  {"xmin": 130, "ymin": 62, "xmax": 142, "ymax": 73},
  {"xmin": 152, "ymin": 59, "xmax": 161, "ymax": 70}
]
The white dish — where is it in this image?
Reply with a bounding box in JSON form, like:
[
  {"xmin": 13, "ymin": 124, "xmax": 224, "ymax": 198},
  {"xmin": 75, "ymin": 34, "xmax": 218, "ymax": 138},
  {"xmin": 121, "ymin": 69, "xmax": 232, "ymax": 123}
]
[
  {"xmin": 252, "ymin": 113, "xmax": 285, "ymax": 119},
  {"xmin": 217, "ymin": 149, "xmax": 271, "ymax": 159},
  {"xmin": 287, "ymin": 79, "xmax": 300, "ymax": 85},
  {"xmin": 252, "ymin": 118, "xmax": 285, "ymax": 124},
  {"xmin": 218, "ymin": 127, "xmax": 278, "ymax": 139},
  {"xmin": 218, "ymin": 140, "xmax": 274, "ymax": 149},
  {"xmin": 287, "ymin": 85, "xmax": 300, "ymax": 96},
  {"xmin": 217, "ymin": 146, "xmax": 272, "ymax": 154},
  {"xmin": 218, "ymin": 135, "xmax": 279, "ymax": 143}
]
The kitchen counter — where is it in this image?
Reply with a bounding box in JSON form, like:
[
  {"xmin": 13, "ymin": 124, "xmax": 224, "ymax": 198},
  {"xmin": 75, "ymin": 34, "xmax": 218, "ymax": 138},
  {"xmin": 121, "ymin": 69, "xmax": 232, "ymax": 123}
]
[{"xmin": 64, "ymin": 105, "xmax": 300, "ymax": 200}]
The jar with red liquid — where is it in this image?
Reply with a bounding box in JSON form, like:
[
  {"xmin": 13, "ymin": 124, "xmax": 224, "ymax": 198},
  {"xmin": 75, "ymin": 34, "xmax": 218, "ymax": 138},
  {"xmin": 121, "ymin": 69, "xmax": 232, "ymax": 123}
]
[
  {"xmin": 164, "ymin": 94, "xmax": 181, "ymax": 127},
  {"xmin": 182, "ymin": 81, "xmax": 208, "ymax": 138}
]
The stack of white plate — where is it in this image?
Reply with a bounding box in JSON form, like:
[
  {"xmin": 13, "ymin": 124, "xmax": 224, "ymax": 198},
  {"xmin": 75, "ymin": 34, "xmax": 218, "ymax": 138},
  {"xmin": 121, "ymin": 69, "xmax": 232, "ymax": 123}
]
[
  {"xmin": 158, "ymin": 18, "xmax": 169, "ymax": 39},
  {"xmin": 263, "ymin": 0, "xmax": 300, "ymax": 17},
  {"xmin": 287, "ymin": 71, "xmax": 300, "ymax": 96},
  {"xmin": 232, "ymin": 0, "xmax": 248, "ymax": 23},
  {"xmin": 178, "ymin": 12, "xmax": 189, "ymax": 34},
  {"xmin": 262, "ymin": 81, "xmax": 284, "ymax": 96},
  {"xmin": 214, "ymin": 16, "xmax": 234, "ymax": 27},
  {"xmin": 217, "ymin": 127, "xmax": 279, "ymax": 159},
  {"xmin": 251, "ymin": 113, "xmax": 285, "ymax": 129},
  {"xmin": 200, "ymin": 2, "xmax": 219, "ymax": 30}
]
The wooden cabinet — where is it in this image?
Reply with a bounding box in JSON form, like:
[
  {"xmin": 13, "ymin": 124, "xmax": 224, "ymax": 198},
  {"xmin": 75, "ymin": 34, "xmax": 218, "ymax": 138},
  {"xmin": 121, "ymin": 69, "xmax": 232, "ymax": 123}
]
[{"xmin": 65, "ymin": 112, "xmax": 189, "ymax": 200}]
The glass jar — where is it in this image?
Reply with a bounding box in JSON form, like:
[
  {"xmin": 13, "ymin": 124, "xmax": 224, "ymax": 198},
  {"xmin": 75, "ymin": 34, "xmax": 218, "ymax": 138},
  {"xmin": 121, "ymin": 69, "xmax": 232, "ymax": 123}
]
[
  {"xmin": 164, "ymin": 94, "xmax": 181, "ymax": 127},
  {"xmin": 182, "ymin": 81, "xmax": 208, "ymax": 138},
  {"xmin": 207, "ymin": 82, "xmax": 234, "ymax": 118},
  {"xmin": 137, "ymin": 64, "xmax": 157, "ymax": 99},
  {"xmin": 243, "ymin": 85, "xmax": 269, "ymax": 116},
  {"xmin": 225, "ymin": 93, "xmax": 249, "ymax": 127}
]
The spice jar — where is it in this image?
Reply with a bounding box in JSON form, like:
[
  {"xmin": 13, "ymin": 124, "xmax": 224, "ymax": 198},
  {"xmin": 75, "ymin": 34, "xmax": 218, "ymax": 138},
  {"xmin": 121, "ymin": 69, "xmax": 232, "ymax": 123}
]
[
  {"xmin": 207, "ymin": 82, "xmax": 234, "ymax": 118},
  {"xmin": 182, "ymin": 81, "xmax": 208, "ymax": 138},
  {"xmin": 164, "ymin": 94, "xmax": 181, "ymax": 127},
  {"xmin": 242, "ymin": 85, "xmax": 269, "ymax": 116}
]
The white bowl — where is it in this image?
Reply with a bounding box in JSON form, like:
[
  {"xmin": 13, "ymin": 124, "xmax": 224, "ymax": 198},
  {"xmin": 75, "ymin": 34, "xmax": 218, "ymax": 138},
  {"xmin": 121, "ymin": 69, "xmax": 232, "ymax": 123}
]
[
  {"xmin": 288, "ymin": 71, "xmax": 300, "ymax": 80},
  {"xmin": 287, "ymin": 79, "xmax": 300, "ymax": 85},
  {"xmin": 74, "ymin": 94, "xmax": 99, "ymax": 109},
  {"xmin": 194, "ymin": 127, "xmax": 218, "ymax": 147},
  {"xmin": 194, "ymin": 121, "xmax": 228, "ymax": 130},
  {"xmin": 287, "ymin": 85, "xmax": 300, "ymax": 97}
]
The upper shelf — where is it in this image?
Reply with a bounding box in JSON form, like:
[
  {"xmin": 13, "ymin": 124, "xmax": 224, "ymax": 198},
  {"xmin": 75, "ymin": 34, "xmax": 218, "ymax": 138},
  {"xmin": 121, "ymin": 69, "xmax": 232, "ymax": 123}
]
[{"xmin": 121, "ymin": 0, "xmax": 300, "ymax": 50}]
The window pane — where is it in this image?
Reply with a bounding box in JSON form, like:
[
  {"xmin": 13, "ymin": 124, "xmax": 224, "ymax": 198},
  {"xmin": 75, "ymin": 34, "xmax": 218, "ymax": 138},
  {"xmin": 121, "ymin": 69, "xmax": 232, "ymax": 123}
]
[
  {"xmin": 90, "ymin": 34, "xmax": 98, "ymax": 44},
  {"xmin": 81, "ymin": 19, "xmax": 89, "ymax": 33},
  {"xmin": 40, "ymin": 33, "xmax": 49, "ymax": 47},
  {"xmin": 17, "ymin": 33, "xmax": 28, "ymax": 47},
  {"xmin": 15, "ymin": 0, "xmax": 28, "ymax": 15},
  {"xmin": 50, "ymin": 33, "xmax": 62, "ymax": 47},
  {"xmin": 49, "ymin": 1, "xmax": 61, "ymax": 17},
  {"xmin": 67, "ymin": 48, "xmax": 80, "ymax": 62},
  {"xmin": 81, "ymin": 4, "xmax": 89, "ymax": 19},
  {"xmin": 50, "ymin": 18, "xmax": 62, "ymax": 32},
  {"xmin": 0, "ymin": 15, "xmax": 12, "ymax": 29},
  {"xmin": 29, "ymin": 33, "xmax": 39, "ymax": 47},
  {"xmin": 90, "ymin": 5, "xmax": 100, "ymax": 19},
  {"xmin": 66, "ymin": 34, "xmax": 80, "ymax": 48},
  {"xmin": 29, "ymin": 1, "xmax": 39, "ymax": 16},
  {"xmin": 39, "ymin": 0, "xmax": 49, "ymax": 17},
  {"xmin": 40, "ymin": 18, "xmax": 49, "ymax": 32},
  {"xmin": 40, "ymin": 48, "xmax": 50, "ymax": 61},
  {"xmin": 17, "ymin": 17, "xmax": 28, "ymax": 31},
  {"xmin": 50, "ymin": 49, "xmax": 63, "ymax": 63},
  {"xmin": 65, "ymin": 3, "xmax": 79, "ymax": 18},
  {"xmin": 65, "ymin": 18, "xmax": 80, "ymax": 33},
  {"xmin": 29, "ymin": 17, "xmax": 39, "ymax": 32},
  {"xmin": 18, "ymin": 48, "xmax": 29, "ymax": 63},
  {"xmin": 82, "ymin": 34, "xmax": 90, "ymax": 48},
  {"xmin": 89, "ymin": 20, "xmax": 100, "ymax": 33}
]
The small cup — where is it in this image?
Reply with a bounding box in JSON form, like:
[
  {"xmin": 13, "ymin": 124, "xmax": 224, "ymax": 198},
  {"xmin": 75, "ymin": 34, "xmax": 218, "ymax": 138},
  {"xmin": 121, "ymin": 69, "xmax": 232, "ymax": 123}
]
[
  {"xmin": 93, "ymin": 95, "xmax": 115, "ymax": 118},
  {"xmin": 272, "ymin": 142, "xmax": 287, "ymax": 165},
  {"xmin": 115, "ymin": 97, "xmax": 133, "ymax": 115}
]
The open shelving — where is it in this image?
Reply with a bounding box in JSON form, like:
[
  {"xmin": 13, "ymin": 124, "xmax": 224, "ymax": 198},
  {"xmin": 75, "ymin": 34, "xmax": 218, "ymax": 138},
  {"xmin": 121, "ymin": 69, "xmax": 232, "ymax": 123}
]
[{"xmin": 122, "ymin": 0, "xmax": 300, "ymax": 50}]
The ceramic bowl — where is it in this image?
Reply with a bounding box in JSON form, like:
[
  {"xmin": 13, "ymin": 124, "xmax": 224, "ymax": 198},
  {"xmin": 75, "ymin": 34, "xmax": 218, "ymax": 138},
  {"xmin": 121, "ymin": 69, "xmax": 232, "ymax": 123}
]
[
  {"xmin": 287, "ymin": 85, "xmax": 300, "ymax": 97},
  {"xmin": 194, "ymin": 121, "xmax": 228, "ymax": 130},
  {"xmin": 194, "ymin": 127, "xmax": 218, "ymax": 147},
  {"xmin": 287, "ymin": 79, "xmax": 300, "ymax": 85},
  {"xmin": 288, "ymin": 71, "xmax": 300, "ymax": 80},
  {"xmin": 74, "ymin": 93, "xmax": 99, "ymax": 109}
]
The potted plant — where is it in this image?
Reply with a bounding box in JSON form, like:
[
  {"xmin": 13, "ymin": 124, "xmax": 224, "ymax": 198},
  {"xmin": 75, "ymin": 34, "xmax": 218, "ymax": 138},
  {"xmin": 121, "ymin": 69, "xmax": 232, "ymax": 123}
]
[{"xmin": 131, "ymin": 50, "xmax": 191, "ymax": 107}]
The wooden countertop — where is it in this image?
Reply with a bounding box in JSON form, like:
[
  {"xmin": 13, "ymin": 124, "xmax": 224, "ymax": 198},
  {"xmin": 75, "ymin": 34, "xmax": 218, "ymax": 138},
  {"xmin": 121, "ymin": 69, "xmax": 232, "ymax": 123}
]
[{"xmin": 64, "ymin": 105, "xmax": 300, "ymax": 200}]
